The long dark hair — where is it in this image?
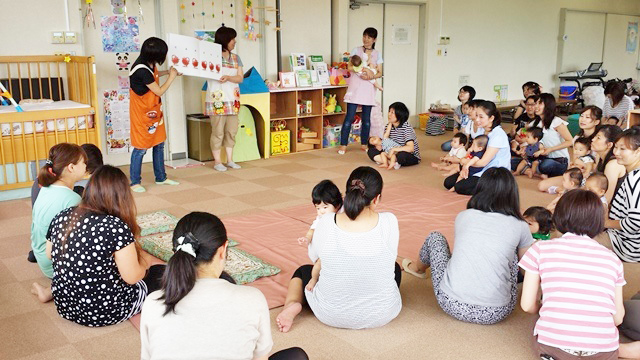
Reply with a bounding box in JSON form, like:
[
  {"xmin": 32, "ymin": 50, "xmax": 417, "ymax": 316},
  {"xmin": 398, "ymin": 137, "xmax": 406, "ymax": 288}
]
[
  {"xmin": 343, "ymin": 166, "xmax": 383, "ymax": 220},
  {"xmin": 139, "ymin": 37, "xmax": 168, "ymax": 66},
  {"xmin": 577, "ymin": 106, "xmax": 602, "ymax": 139},
  {"xmin": 38, "ymin": 143, "xmax": 87, "ymax": 187},
  {"xmin": 467, "ymin": 167, "xmax": 523, "ymax": 220},
  {"xmin": 476, "ymin": 100, "xmax": 502, "ymax": 129},
  {"xmin": 215, "ymin": 26, "xmax": 237, "ymax": 52},
  {"xmin": 537, "ymin": 93, "xmax": 557, "ymax": 129},
  {"xmin": 62, "ymin": 165, "xmax": 140, "ymax": 252},
  {"xmin": 605, "ymin": 81, "xmax": 625, "ymax": 107},
  {"xmin": 596, "ymin": 125, "xmax": 624, "ymax": 172},
  {"xmin": 160, "ymin": 212, "xmax": 228, "ymax": 315},
  {"xmin": 363, "ymin": 27, "xmax": 378, "ymax": 49}
]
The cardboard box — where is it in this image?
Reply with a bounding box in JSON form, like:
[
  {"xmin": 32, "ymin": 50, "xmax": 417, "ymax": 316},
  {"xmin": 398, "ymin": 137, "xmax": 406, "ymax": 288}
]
[
  {"xmin": 299, "ymin": 131, "xmax": 318, "ymax": 138},
  {"xmin": 302, "ymin": 138, "xmax": 321, "ymax": 144},
  {"xmin": 297, "ymin": 142, "xmax": 314, "ymax": 151},
  {"xmin": 271, "ymin": 130, "xmax": 290, "ymax": 155}
]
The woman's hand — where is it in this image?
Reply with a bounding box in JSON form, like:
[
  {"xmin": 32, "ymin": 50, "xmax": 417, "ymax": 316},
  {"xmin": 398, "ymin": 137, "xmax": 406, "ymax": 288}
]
[
  {"xmin": 169, "ymin": 67, "xmax": 179, "ymax": 78},
  {"xmin": 459, "ymin": 165, "xmax": 470, "ymax": 179},
  {"xmin": 219, "ymin": 75, "xmax": 229, "ymax": 83}
]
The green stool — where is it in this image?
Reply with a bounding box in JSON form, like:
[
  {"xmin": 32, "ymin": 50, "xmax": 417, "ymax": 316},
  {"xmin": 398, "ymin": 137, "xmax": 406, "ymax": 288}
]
[{"xmin": 567, "ymin": 114, "xmax": 580, "ymax": 137}]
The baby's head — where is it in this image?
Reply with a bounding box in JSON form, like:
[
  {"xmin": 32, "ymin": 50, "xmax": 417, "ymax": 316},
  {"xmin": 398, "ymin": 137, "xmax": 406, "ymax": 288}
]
[
  {"xmin": 573, "ymin": 137, "xmax": 591, "ymax": 158},
  {"xmin": 312, "ymin": 180, "xmax": 343, "ymax": 216},
  {"xmin": 523, "ymin": 206, "xmax": 553, "ymax": 235},
  {"xmin": 562, "ymin": 167, "xmax": 583, "ymax": 191},
  {"xmin": 584, "ymin": 173, "xmax": 608, "ymax": 199},
  {"xmin": 350, "ymin": 55, "xmax": 362, "ymax": 67},
  {"xmin": 368, "ymin": 136, "xmax": 382, "ymax": 147},
  {"xmin": 461, "ymin": 102, "xmax": 471, "ymax": 115},
  {"xmin": 452, "ymin": 133, "xmax": 468, "ymax": 150},
  {"xmin": 525, "ymin": 127, "xmax": 543, "ymax": 145},
  {"xmin": 471, "ymin": 135, "xmax": 489, "ymax": 153}
]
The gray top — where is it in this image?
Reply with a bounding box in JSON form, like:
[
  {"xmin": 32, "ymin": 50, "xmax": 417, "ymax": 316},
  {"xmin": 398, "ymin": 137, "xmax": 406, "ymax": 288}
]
[{"xmin": 440, "ymin": 209, "xmax": 534, "ymax": 307}]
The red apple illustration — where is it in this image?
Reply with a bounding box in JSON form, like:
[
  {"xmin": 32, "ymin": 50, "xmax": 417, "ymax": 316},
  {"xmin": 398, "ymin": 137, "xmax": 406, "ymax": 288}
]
[
  {"xmin": 181, "ymin": 57, "xmax": 189, "ymax": 66},
  {"xmin": 201, "ymin": 60, "xmax": 207, "ymax": 69},
  {"xmin": 192, "ymin": 58, "xmax": 199, "ymax": 68},
  {"xmin": 216, "ymin": 64, "xmax": 221, "ymax": 72},
  {"xmin": 171, "ymin": 55, "xmax": 179, "ymax": 65},
  {"xmin": 208, "ymin": 62, "xmax": 214, "ymax": 71}
]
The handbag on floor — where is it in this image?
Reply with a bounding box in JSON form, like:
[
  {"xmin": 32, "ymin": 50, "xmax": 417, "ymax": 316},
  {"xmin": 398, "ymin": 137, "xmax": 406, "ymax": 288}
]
[{"xmin": 425, "ymin": 113, "xmax": 446, "ymax": 135}]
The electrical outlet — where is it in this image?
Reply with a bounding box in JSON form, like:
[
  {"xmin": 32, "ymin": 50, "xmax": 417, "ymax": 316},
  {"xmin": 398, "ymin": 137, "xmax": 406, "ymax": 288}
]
[
  {"xmin": 438, "ymin": 36, "xmax": 451, "ymax": 45},
  {"xmin": 444, "ymin": 48, "xmax": 448, "ymax": 56},
  {"xmin": 52, "ymin": 32, "xmax": 64, "ymax": 44},
  {"xmin": 64, "ymin": 32, "xmax": 77, "ymax": 44},
  {"xmin": 437, "ymin": 49, "xmax": 442, "ymax": 56}
]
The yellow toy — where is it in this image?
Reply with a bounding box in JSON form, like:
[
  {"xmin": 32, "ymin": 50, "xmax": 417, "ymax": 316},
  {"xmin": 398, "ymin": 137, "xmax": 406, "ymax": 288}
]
[{"xmin": 325, "ymin": 94, "xmax": 337, "ymax": 113}]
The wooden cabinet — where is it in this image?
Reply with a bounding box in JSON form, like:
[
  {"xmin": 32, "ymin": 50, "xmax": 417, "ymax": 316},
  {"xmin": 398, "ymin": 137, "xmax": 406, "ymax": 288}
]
[
  {"xmin": 628, "ymin": 109, "xmax": 640, "ymax": 129},
  {"xmin": 269, "ymin": 85, "xmax": 353, "ymax": 155}
]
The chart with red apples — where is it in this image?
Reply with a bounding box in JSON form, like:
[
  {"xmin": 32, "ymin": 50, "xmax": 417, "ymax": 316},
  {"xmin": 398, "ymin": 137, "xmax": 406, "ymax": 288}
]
[{"xmin": 168, "ymin": 33, "xmax": 222, "ymax": 80}]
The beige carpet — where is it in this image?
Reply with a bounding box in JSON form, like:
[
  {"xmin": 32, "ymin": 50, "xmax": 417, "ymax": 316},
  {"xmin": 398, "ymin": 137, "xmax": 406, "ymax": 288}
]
[{"xmin": 1, "ymin": 131, "xmax": 638, "ymax": 360}]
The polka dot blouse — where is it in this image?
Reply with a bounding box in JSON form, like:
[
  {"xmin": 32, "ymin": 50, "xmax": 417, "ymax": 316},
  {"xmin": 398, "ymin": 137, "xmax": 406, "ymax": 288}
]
[{"xmin": 49, "ymin": 207, "xmax": 139, "ymax": 327}]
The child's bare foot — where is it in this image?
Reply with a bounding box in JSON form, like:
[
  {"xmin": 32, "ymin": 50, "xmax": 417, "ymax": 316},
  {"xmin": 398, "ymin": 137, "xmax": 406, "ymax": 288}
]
[
  {"xmin": 540, "ymin": 174, "xmax": 548, "ymax": 179},
  {"xmin": 387, "ymin": 162, "xmax": 396, "ymax": 170},
  {"xmin": 31, "ymin": 282, "xmax": 53, "ymax": 303},
  {"xmin": 527, "ymin": 170, "xmax": 534, "ymax": 179},
  {"xmin": 305, "ymin": 278, "xmax": 318, "ymax": 291},
  {"xmin": 276, "ymin": 302, "xmax": 303, "ymax": 333},
  {"xmin": 431, "ymin": 162, "xmax": 440, "ymax": 169},
  {"xmin": 378, "ymin": 163, "xmax": 388, "ymax": 168}
]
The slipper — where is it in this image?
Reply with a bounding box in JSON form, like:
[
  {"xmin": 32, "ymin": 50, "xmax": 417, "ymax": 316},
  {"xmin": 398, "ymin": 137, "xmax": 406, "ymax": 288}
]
[
  {"xmin": 337, "ymin": 150, "xmax": 345, "ymax": 155},
  {"xmin": 402, "ymin": 258, "xmax": 426, "ymax": 279}
]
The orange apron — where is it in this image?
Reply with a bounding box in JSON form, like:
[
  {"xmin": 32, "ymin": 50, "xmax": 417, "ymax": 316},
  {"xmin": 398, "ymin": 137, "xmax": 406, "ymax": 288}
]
[{"xmin": 129, "ymin": 65, "xmax": 166, "ymax": 149}]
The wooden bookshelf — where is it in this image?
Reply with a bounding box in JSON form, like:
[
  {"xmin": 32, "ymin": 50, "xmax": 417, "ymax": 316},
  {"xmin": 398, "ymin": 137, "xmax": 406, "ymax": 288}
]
[
  {"xmin": 269, "ymin": 85, "xmax": 351, "ymax": 155},
  {"xmin": 628, "ymin": 109, "xmax": 640, "ymax": 129}
]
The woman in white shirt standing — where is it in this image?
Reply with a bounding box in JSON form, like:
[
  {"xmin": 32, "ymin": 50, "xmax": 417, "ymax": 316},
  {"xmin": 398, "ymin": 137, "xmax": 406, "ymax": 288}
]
[
  {"xmin": 603, "ymin": 81, "xmax": 634, "ymax": 127},
  {"xmin": 140, "ymin": 212, "xmax": 308, "ymax": 360},
  {"xmin": 276, "ymin": 166, "xmax": 402, "ymax": 332},
  {"xmin": 530, "ymin": 93, "xmax": 573, "ymax": 178}
]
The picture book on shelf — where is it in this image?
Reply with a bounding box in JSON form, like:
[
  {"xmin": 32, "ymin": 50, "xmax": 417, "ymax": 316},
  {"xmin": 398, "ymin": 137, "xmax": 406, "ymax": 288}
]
[
  {"xmin": 279, "ymin": 72, "xmax": 296, "ymax": 88},
  {"xmin": 310, "ymin": 70, "xmax": 319, "ymax": 86},
  {"xmin": 295, "ymin": 70, "xmax": 312, "ymax": 87},
  {"xmin": 316, "ymin": 69, "xmax": 330, "ymax": 86},
  {"xmin": 167, "ymin": 33, "xmax": 222, "ymax": 80},
  {"xmin": 309, "ymin": 55, "xmax": 327, "ymax": 71},
  {"xmin": 289, "ymin": 53, "xmax": 307, "ymax": 71}
]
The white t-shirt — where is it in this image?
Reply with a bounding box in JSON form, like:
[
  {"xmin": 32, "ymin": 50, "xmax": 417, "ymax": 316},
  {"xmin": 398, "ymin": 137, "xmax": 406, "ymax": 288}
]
[
  {"xmin": 306, "ymin": 212, "xmax": 401, "ymax": 329},
  {"xmin": 463, "ymin": 121, "xmax": 485, "ymax": 139},
  {"xmin": 541, "ymin": 117, "xmax": 570, "ymax": 159},
  {"xmin": 448, "ymin": 146, "xmax": 467, "ymax": 159},
  {"xmin": 140, "ymin": 279, "xmax": 273, "ymax": 360}
]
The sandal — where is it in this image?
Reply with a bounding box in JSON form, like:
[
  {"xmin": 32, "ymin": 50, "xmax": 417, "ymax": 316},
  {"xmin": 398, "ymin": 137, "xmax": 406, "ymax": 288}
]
[
  {"xmin": 402, "ymin": 258, "xmax": 427, "ymax": 279},
  {"xmin": 337, "ymin": 149, "xmax": 346, "ymax": 155}
]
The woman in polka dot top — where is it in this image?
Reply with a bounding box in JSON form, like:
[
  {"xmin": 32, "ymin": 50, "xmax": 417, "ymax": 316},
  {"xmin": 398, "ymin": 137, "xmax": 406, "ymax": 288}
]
[{"xmin": 46, "ymin": 165, "xmax": 161, "ymax": 327}]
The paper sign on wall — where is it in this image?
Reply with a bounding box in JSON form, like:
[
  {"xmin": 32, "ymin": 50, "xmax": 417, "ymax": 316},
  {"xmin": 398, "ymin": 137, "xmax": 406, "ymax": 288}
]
[
  {"xmin": 167, "ymin": 33, "xmax": 222, "ymax": 80},
  {"xmin": 391, "ymin": 24, "xmax": 411, "ymax": 45},
  {"xmin": 103, "ymin": 89, "xmax": 131, "ymax": 154},
  {"xmin": 627, "ymin": 22, "xmax": 638, "ymax": 53}
]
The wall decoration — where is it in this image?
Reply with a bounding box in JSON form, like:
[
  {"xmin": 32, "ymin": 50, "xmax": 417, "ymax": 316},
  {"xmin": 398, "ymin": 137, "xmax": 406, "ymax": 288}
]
[
  {"xmin": 137, "ymin": 0, "xmax": 144, "ymax": 23},
  {"xmin": 627, "ymin": 22, "xmax": 638, "ymax": 53},
  {"xmin": 181, "ymin": 1, "xmax": 186, "ymax": 23},
  {"xmin": 118, "ymin": 75, "xmax": 130, "ymax": 89},
  {"xmin": 244, "ymin": 0, "xmax": 256, "ymax": 41},
  {"xmin": 191, "ymin": 1, "xmax": 196, "ymax": 19},
  {"xmin": 103, "ymin": 89, "xmax": 131, "ymax": 154},
  {"xmin": 194, "ymin": 30, "xmax": 216, "ymax": 42},
  {"xmin": 111, "ymin": 0, "xmax": 126, "ymax": 14},
  {"xmin": 115, "ymin": 52, "xmax": 131, "ymax": 71},
  {"xmin": 101, "ymin": 16, "xmax": 140, "ymax": 52},
  {"xmin": 84, "ymin": 0, "xmax": 96, "ymax": 29},
  {"xmin": 168, "ymin": 33, "xmax": 222, "ymax": 80}
]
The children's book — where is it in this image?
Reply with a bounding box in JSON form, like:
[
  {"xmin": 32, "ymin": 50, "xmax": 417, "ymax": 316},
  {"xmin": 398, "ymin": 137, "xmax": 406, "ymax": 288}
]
[
  {"xmin": 289, "ymin": 53, "xmax": 307, "ymax": 71},
  {"xmin": 310, "ymin": 70, "xmax": 320, "ymax": 86},
  {"xmin": 295, "ymin": 70, "xmax": 312, "ymax": 87},
  {"xmin": 316, "ymin": 69, "xmax": 330, "ymax": 86},
  {"xmin": 167, "ymin": 33, "xmax": 222, "ymax": 80},
  {"xmin": 309, "ymin": 55, "xmax": 327, "ymax": 71},
  {"xmin": 279, "ymin": 72, "xmax": 296, "ymax": 88}
]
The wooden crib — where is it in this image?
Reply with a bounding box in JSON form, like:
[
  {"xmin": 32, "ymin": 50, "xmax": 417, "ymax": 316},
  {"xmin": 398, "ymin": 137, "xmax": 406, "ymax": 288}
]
[{"xmin": 0, "ymin": 55, "xmax": 100, "ymax": 191}]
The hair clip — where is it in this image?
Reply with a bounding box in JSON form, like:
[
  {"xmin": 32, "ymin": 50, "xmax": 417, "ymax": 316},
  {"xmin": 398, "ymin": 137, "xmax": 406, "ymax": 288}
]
[{"xmin": 45, "ymin": 159, "xmax": 53, "ymax": 166}]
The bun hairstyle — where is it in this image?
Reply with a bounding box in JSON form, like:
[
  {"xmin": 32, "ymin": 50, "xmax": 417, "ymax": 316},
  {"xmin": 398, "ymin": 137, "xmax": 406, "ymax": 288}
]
[
  {"xmin": 476, "ymin": 100, "xmax": 502, "ymax": 129},
  {"xmin": 343, "ymin": 166, "xmax": 383, "ymax": 220},
  {"xmin": 38, "ymin": 143, "xmax": 87, "ymax": 187},
  {"xmin": 596, "ymin": 125, "xmax": 624, "ymax": 172},
  {"xmin": 467, "ymin": 167, "xmax": 523, "ymax": 220},
  {"xmin": 161, "ymin": 212, "xmax": 228, "ymax": 315}
]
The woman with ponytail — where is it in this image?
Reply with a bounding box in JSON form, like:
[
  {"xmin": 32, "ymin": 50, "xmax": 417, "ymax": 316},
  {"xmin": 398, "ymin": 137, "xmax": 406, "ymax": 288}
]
[
  {"xmin": 276, "ymin": 166, "xmax": 401, "ymax": 332},
  {"xmin": 30, "ymin": 143, "xmax": 87, "ymax": 279},
  {"xmin": 140, "ymin": 212, "xmax": 308, "ymax": 360},
  {"xmin": 36, "ymin": 165, "xmax": 161, "ymax": 325}
]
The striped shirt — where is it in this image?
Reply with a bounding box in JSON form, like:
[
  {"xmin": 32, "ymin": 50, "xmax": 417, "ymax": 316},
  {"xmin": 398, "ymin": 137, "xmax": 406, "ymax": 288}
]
[
  {"xmin": 608, "ymin": 168, "xmax": 640, "ymax": 262},
  {"xmin": 389, "ymin": 121, "xmax": 420, "ymax": 159},
  {"xmin": 603, "ymin": 95, "xmax": 634, "ymax": 127},
  {"xmin": 518, "ymin": 233, "xmax": 626, "ymax": 353},
  {"xmin": 306, "ymin": 212, "xmax": 402, "ymax": 329}
]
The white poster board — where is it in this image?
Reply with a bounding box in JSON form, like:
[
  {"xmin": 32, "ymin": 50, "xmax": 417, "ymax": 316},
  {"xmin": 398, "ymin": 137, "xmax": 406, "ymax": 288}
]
[
  {"xmin": 391, "ymin": 24, "xmax": 411, "ymax": 45},
  {"xmin": 167, "ymin": 33, "xmax": 222, "ymax": 80}
]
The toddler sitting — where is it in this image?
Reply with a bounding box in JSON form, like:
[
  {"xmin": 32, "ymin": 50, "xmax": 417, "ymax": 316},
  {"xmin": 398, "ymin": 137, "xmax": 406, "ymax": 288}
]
[
  {"xmin": 546, "ymin": 167, "xmax": 583, "ymax": 212},
  {"xmin": 583, "ymin": 172, "xmax": 609, "ymax": 206},
  {"xmin": 431, "ymin": 133, "xmax": 468, "ymax": 175},
  {"xmin": 450, "ymin": 135, "xmax": 488, "ymax": 191},
  {"xmin": 513, "ymin": 128, "xmax": 545, "ymax": 178},
  {"xmin": 523, "ymin": 206, "xmax": 553, "ymax": 240},
  {"xmin": 570, "ymin": 137, "xmax": 595, "ymax": 179},
  {"xmin": 350, "ymin": 54, "xmax": 383, "ymax": 91},
  {"xmin": 297, "ymin": 180, "xmax": 343, "ymax": 291}
]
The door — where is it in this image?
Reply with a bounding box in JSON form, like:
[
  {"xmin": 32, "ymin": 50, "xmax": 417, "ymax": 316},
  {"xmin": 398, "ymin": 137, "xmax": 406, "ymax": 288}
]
[{"xmin": 383, "ymin": 4, "xmax": 420, "ymax": 125}]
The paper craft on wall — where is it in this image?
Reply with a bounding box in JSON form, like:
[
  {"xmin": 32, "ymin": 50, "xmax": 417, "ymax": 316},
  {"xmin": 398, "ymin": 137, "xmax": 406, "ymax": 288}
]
[
  {"xmin": 103, "ymin": 89, "xmax": 131, "ymax": 154},
  {"xmin": 627, "ymin": 22, "xmax": 638, "ymax": 53},
  {"xmin": 111, "ymin": 0, "xmax": 126, "ymax": 14},
  {"xmin": 115, "ymin": 52, "xmax": 131, "ymax": 71},
  {"xmin": 194, "ymin": 30, "xmax": 216, "ymax": 42},
  {"xmin": 101, "ymin": 16, "xmax": 140, "ymax": 52},
  {"xmin": 168, "ymin": 33, "xmax": 222, "ymax": 80},
  {"xmin": 118, "ymin": 76, "xmax": 130, "ymax": 89},
  {"xmin": 244, "ymin": 0, "xmax": 256, "ymax": 41}
]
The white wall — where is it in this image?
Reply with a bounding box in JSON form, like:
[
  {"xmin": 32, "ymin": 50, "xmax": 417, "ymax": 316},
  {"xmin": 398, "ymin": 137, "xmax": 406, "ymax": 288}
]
[{"xmin": 280, "ymin": 0, "xmax": 332, "ymax": 72}]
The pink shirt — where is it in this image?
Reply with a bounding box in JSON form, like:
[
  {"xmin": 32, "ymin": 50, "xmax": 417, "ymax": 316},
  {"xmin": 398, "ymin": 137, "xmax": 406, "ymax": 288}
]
[
  {"xmin": 518, "ymin": 233, "xmax": 625, "ymax": 352},
  {"xmin": 344, "ymin": 47, "xmax": 382, "ymax": 106}
]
